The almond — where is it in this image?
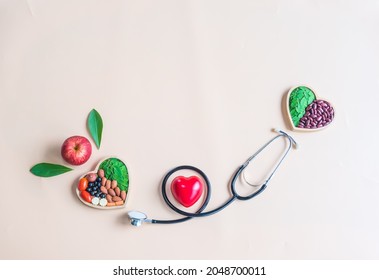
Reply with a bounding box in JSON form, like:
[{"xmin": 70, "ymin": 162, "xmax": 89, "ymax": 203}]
[
  {"xmin": 101, "ymin": 177, "xmax": 107, "ymax": 186},
  {"xmin": 112, "ymin": 196, "xmax": 122, "ymax": 202},
  {"xmin": 121, "ymin": 191, "xmax": 126, "ymax": 201},
  {"xmin": 115, "ymin": 187, "xmax": 120, "ymax": 196},
  {"xmin": 108, "ymin": 189, "xmax": 116, "ymax": 197},
  {"xmin": 106, "ymin": 194, "xmax": 113, "ymax": 203},
  {"xmin": 111, "ymin": 180, "xmax": 117, "ymax": 189},
  {"xmin": 105, "ymin": 180, "xmax": 111, "ymax": 189},
  {"xmin": 98, "ymin": 169, "xmax": 105, "ymax": 178},
  {"xmin": 100, "ymin": 186, "xmax": 108, "ymax": 194}
]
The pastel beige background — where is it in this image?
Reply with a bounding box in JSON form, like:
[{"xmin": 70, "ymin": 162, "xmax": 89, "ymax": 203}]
[{"xmin": 1, "ymin": 0, "xmax": 378, "ymax": 259}]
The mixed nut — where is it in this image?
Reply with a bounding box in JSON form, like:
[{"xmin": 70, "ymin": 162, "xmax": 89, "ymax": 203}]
[{"xmin": 77, "ymin": 168, "xmax": 127, "ymax": 207}]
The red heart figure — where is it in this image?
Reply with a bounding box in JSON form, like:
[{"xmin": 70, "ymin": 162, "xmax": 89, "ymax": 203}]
[{"xmin": 171, "ymin": 176, "xmax": 204, "ymax": 208}]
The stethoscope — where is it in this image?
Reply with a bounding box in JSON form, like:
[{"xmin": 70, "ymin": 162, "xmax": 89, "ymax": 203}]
[{"xmin": 128, "ymin": 129, "xmax": 298, "ymax": 227}]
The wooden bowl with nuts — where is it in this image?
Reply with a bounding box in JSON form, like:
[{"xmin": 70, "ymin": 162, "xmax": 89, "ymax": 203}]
[{"xmin": 76, "ymin": 157, "xmax": 130, "ymax": 210}]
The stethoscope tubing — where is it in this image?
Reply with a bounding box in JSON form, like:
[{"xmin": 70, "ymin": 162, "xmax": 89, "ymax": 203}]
[{"xmin": 151, "ymin": 130, "xmax": 296, "ymax": 224}]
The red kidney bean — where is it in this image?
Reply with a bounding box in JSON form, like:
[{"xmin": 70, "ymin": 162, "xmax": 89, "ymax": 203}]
[{"xmin": 297, "ymin": 100, "xmax": 334, "ymax": 129}]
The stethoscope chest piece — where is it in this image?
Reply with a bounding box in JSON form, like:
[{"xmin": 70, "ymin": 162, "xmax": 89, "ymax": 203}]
[{"xmin": 128, "ymin": 211, "xmax": 149, "ymax": 227}]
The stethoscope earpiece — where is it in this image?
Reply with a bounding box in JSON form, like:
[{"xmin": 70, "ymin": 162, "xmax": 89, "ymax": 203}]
[{"xmin": 273, "ymin": 128, "xmax": 298, "ymax": 148}]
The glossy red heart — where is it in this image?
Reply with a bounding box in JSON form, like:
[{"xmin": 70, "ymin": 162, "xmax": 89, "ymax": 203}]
[{"xmin": 171, "ymin": 176, "xmax": 204, "ymax": 208}]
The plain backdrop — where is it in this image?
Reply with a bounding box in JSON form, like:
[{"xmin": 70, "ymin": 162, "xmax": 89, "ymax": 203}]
[{"xmin": 1, "ymin": 0, "xmax": 379, "ymax": 259}]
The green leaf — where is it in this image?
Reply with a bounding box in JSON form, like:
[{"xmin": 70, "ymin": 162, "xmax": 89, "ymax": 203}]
[
  {"xmin": 300, "ymin": 98, "xmax": 307, "ymax": 107},
  {"xmin": 30, "ymin": 163, "xmax": 73, "ymax": 177},
  {"xmin": 87, "ymin": 109, "xmax": 103, "ymax": 149},
  {"xmin": 99, "ymin": 158, "xmax": 129, "ymax": 191},
  {"xmin": 288, "ymin": 86, "xmax": 316, "ymax": 124}
]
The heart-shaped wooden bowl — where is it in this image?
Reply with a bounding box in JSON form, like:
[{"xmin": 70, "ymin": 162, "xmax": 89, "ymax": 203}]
[
  {"xmin": 285, "ymin": 85, "xmax": 335, "ymax": 132},
  {"xmin": 76, "ymin": 157, "xmax": 129, "ymax": 210}
]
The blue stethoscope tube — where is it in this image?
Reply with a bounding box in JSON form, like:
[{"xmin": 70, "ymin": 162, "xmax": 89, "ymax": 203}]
[{"xmin": 128, "ymin": 129, "xmax": 297, "ymax": 226}]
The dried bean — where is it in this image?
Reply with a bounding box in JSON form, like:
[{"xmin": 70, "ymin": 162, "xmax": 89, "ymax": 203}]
[{"xmin": 297, "ymin": 100, "xmax": 334, "ymax": 129}]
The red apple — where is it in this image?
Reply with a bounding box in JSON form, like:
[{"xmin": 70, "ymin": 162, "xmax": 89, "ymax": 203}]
[{"xmin": 61, "ymin": 136, "xmax": 92, "ymax": 165}]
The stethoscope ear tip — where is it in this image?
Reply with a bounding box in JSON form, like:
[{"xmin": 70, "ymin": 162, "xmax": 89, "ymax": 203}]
[{"xmin": 272, "ymin": 128, "xmax": 299, "ymax": 149}]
